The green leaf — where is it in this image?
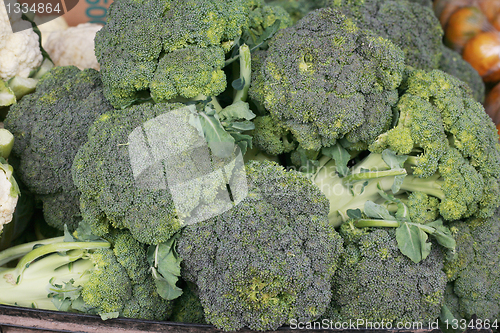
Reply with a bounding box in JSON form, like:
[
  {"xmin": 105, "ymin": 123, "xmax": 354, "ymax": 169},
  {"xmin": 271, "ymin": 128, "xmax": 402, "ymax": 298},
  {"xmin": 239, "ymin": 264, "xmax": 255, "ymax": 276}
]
[
  {"xmin": 396, "ymin": 222, "xmax": 431, "ymax": 263},
  {"xmin": 218, "ymin": 101, "xmax": 256, "ymax": 122},
  {"xmin": 147, "ymin": 234, "xmax": 183, "ymax": 301},
  {"xmin": 191, "ymin": 109, "xmax": 236, "ymax": 158},
  {"xmin": 346, "ymin": 208, "xmax": 362, "ymax": 220},
  {"xmin": 232, "ymin": 77, "xmax": 245, "ymax": 91},
  {"xmin": 100, "ymin": 312, "xmax": 120, "ymax": 320},
  {"xmin": 381, "ymin": 149, "xmax": 408, "ymax": 169},
  {"xmin": 230, "ymin": 120, "xmax": 255, "ymax": 131},
  {"xmin": 426, "ymin": 220, "xmax": 456, "ymax": 250},
  {"xmin": 381, "ymin": 149, "xmax": 408, "ymax": 193},
  {"xmin": 321, "ymin": 143, "xmax": 350, "ymax": 177},
  {"xmin": 253, "ymin": 19, "xmax": 282, "ymax": 49},
  {"xmin": 364, "ymin": 201, "xmax": 395, "ymax": 220}
]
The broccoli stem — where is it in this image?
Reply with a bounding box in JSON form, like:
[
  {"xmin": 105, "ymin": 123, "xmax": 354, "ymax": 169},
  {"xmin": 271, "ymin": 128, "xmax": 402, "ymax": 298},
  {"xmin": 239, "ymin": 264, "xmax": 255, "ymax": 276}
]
[
  {"xmin": 0, "ymin": 239, "xmax": 110, "ymax": 283},
  {"xmin": 354, "ymin": 219, "xmax": 400, "ymax": 228},
  {"xmin": 233, "ymin": 44, "xmax": 251, "ymax": 104},
  {"xmin": 0, "ymin": 236, "xmax": 66, "ymax": 266},
  {"xmin": 0, "ymin": 253, "xmax": 93, "ymax": 309},
  {"xmin": 311, "ymin": 152, "xmax": 446, "ymax": 227}
]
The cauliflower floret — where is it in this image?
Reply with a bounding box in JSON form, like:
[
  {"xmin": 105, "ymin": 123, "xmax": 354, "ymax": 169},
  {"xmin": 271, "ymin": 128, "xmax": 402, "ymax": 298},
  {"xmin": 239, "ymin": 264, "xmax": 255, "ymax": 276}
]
[
  {"xmin": 0, "ymin": 165, "xmax": 18, "ymax": 232},
  {"xmin": 0, "ymin": 0, "xmax": 43, "ymax": 80},
  {"xmin": 35, "ymin": 15, "xmax": 68, "ymax": 46},
  {"xmin": 44, "ymin": 23, "xmax": 101, "ymax": 70}
]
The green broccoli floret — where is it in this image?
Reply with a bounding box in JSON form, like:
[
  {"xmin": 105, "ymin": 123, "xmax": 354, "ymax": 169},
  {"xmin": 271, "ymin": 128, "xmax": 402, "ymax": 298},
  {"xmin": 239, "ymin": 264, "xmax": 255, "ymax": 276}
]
[
  {"xmin": 438, "ymin": 46, "xmax": 485, "ymax": 103},
  {"xmin": 249, "ymin": 8, "xmax": 404, "ymax": 151},
  {"xmin": 95, "ymin": 0, "xmax": 289, "ymax": 108},
  {"xmin": 73, "ymin": 102, "xmax": 240, "ymax": 244},
  {"xmin": 170, "ymin": 281, "xmax": 207, "ymax": 324},
  {"xmin": 0, "ymin": 230, "xmax": 172, "ymax": 320},
  {"xmin": 322, "ymin": 225, "xmax": 447, "ymax": 325},
  {"xmin": 328, "ymin": 0, "xmax": 443, "ymax": 71},
  {"xmin": 3, "ymin": 66, "xmax": 114, "ymax": 232},
  {"xmin": 442, "ymin": 210, "xmax": 500, "ymax": 321},
  {"xmin": 177, "ymin": 160, "xmax": 344, "ymax": 331},
  {"xmin": 251, "ymin": 115, "xmax": 295, "ymax": 155},
  {"xmin": 264, "ymin": 0, "xmax": 325, "ymax": 22},
  {"xmin": 371, "ymin": 69, "xmax": 500, "ymax": 219}
]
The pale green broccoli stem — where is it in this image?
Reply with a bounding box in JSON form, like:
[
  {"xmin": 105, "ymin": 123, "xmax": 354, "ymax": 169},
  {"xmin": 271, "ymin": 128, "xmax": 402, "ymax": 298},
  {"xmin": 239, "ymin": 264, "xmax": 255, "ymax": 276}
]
[
  {"xmin": 0, "ymin": 129, "xmax": 14, "ymax": 159},
  {"xmin": 312, "ymin": 153, "xmax": 446, "ymax": 227},
  {"xmin": 3, "ymin": 239, "xmax": 110, "ymax": 283},
  {"xmin": 0, "ymin": 252, "xmax": 93, "ymax": 309},
  {"xmin": 0, "ymin": 236, "xmax": 65, "ymax": 266},
  {"xmin": 233, "ymin": 44, "xmax": 251, "ymax": 104}
]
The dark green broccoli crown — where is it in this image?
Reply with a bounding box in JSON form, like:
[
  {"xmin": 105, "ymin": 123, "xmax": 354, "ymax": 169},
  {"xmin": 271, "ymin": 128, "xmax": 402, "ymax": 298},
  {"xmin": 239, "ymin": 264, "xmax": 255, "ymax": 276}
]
[
  {"xmin": 324, "ymin": 226, "xmax": 447, "ymax": 324},
  {"xmin": 444, "ymin": 210, "xmax": 500, "ymax": 321},
  {"xmin": 170, "ymin": 281, "xmax": 207, "ymax": 324},
  {"xmin": 177, "ymin": 160, "xmax": 344, "ymax": 331},
  {"xmin": 371, "ymin": 69, "xmax": 500, "ymax": 220},
  {"xmin": 4, "ymin": 66, "xmax": 114, "ymax": 231},
  {"xmin": 249, "ymin": 7, "xmax": 404, "ymax": 151},
  {"xmin": 438, "ymin": 46, "xmax": 485, "ymax": 103},
  {"xmin": 95, "ymin": 0, "xmax": 272, "ymax": 108},
  {"xmin": 264, "ymin": 0, "xmax": 325, "ymax": 22},
  {"xmin": 329, "ymin": 0, "xmax": 443, "ymax": 70},
  {"xmin": 73, "ymin": 103, "xmax": 193, "ymax": 245},
  {"xmin": 122, "ymin": 279, "xmax": 173, "ymax": 321}
]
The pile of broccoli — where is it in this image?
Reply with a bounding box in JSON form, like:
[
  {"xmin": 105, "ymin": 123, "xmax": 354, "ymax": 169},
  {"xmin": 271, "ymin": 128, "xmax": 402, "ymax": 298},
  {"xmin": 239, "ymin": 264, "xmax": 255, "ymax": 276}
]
[{"xmin": 0, "ymin": 0, "xmax": 499, "ymax": 331}]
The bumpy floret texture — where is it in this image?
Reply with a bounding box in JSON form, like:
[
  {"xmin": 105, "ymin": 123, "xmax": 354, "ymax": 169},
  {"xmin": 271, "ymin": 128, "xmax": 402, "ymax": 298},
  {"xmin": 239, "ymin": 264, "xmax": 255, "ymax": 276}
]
[
  {"xmin": 170, "ymin": 282, "xmax": 207, "ymax": 324},
  {"xmin": 4, "ymin": 66, "xmax": 113, "ymax": 231},
  {"xmin": 73, "ymin": 102, "xmax": 233, "ymax": 244},
  {"xmin": 251, "ymin": 115, "xmax": 295, "ymax": 155},
  {"xmin": 438, "ymin": 46, "xmax": 485, "ymax": 103},
  {"xmin": 177, "ymin": 160, "xmax": 344, "ymax": 331},
  {"xmin": 82, "ymin": 230, "xmax": 172, "ymax": 320},
  {"xmin": 443, "ymin": 211, "xmax": 500, "ymax": 321},
  {"xmin": 323, "ymin": 226, "xmax": 447, "ymax": 325},
  {"xmin": 264, "ymin": 0, "xmax": 325, "ymax": 22},
  {"xmin": 328, "ymin": 0, "xmax": 443, "ymax": 71},
  {"xmin": 370, "ymin": 69, "xmax": 500, "ymax": 220},
  {"xmin": 249, "ymin": 8, "xmax": 404, "ymax": 151},
  {"xmin": 0, "ymin": 0, "xmax": 43, "ymax": 80},
  {"xmin": 95, "ymin": 0, "xmax": 264, "ymax": 108}
]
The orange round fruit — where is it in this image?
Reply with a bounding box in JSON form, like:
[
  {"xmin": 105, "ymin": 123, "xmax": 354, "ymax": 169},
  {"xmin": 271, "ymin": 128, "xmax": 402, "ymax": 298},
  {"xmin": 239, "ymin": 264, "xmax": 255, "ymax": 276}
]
[
  {"xmin": 445, "ymin": 6, "xmax": 489, "ymax": 52},
  {"xmin": 463, "ymin": 31, "xmax": 500, "ymax": 82},
  {"xmin": 485, "ymin": 82, "xmax": 500, "ymax": 124}
]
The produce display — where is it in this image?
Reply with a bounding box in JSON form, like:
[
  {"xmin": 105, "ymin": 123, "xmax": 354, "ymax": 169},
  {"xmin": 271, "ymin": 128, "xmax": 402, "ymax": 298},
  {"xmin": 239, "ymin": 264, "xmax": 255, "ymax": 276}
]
[{"xmin": 0, "ymin": 0, "xmax": 500, "ymax": 331}]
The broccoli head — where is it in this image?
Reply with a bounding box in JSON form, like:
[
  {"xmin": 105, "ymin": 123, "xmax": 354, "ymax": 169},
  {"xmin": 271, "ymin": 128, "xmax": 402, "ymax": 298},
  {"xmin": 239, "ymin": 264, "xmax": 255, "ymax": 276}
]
[
  {"xmin": 0, "ymin": 229, "xmax": 172, "ymax": 320},
  {"xmin": 3, "ymin": 66, "xmax": 114, "ymax": 232},
  {"xmin": 249, "ymin": 8, "xmax": 404, "ymax": 151},
  {"xmin": 95, "ymin": 0, "xmax": 290, "ymax": 108},
  {"xmin": 177, "ymin": 160, "xmax": 344, "ymax": 331},
  {"xmin": 328, "ymin": 0, "xmax": 444, "ymax": 71},
  {"xmin": 371, "ymin": 69, "xmax": 500, "ymax": 220},
  {"xmin": 438, "ymin": 46, "xmax": 485, "ymax": 103},
  {"xmin": 264, "ymin": 0, "xmax": 325, "ymax": 22},
  {"xmin": 323, "ymin": 224, "xmax": 447, "ymax": 325},
  {"xmin": 443, "ymin": 210, "xmax": 500, "ymax": 321},
  {"xmin": 73, "ymin": 102, "xmax": 240, "ymax": 244}
]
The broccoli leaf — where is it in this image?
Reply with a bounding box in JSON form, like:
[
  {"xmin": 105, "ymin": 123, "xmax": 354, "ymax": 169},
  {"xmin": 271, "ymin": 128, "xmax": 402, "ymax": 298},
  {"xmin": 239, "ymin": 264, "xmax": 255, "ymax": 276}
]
[
  {"xmin": 364, "ymin": 201, "xmax": 395, "ymax": 220},
  {"xmin": 322, "ymin": 143, "xmax": 350, "ymax": 177},
  {"xmin": 396, "ymin": 222, "xmax": 431, "ymax": 263},
  {"xmin": 147, "ymin": 235, "xmax": 183, "ymax": 301}
]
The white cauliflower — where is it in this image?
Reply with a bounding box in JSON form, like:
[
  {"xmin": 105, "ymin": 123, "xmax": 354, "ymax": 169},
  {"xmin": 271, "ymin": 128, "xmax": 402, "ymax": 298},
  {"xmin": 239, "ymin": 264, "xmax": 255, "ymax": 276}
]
[
  {"xmin": 0, "ymin": 128, "xmax": 18, "ymax": 234},
  {"xmin": 35, "ymin": 15, "xmax": 68, "ymax": 47},
  {"xmin": 0, "ymin": 0, "xmax": 43, "ymax": 80},
  {"xmin": 0, "ymin": 160, "xmax": 18, "ymax": 234},
  {"xmin": 44, "ymin": 23, "xmax": 101, "ymax": 70}
]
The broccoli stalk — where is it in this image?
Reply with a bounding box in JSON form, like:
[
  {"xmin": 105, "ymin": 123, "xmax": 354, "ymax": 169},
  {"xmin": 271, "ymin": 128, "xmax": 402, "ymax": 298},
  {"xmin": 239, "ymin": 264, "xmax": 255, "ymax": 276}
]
[
  {"xmin": 311, "ymin": 149, "xmax": 447, "ymax": 227},
  {"xmin": 0, "ymin": 237, "xmax": 110, "ymax": 310}
]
